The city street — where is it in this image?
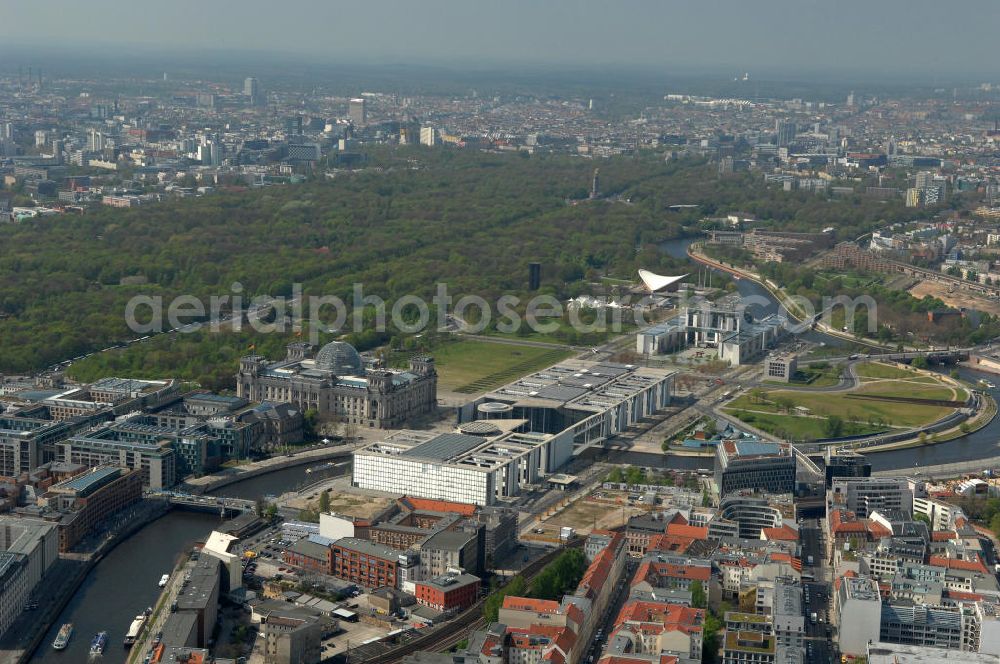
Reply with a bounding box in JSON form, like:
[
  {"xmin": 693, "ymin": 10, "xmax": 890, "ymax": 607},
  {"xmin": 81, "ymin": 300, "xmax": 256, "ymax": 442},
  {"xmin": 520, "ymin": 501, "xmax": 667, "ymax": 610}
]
[{"xmin": 801, "ymin": 518, "xmax": 837, "ymax": 664}]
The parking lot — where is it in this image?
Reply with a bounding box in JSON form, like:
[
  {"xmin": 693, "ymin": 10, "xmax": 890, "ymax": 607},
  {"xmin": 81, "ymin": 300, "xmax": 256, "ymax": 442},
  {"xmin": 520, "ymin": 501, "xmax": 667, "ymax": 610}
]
[{"xmin": 321, "ymin": 620, "xmax": 387, "ymax": 660}]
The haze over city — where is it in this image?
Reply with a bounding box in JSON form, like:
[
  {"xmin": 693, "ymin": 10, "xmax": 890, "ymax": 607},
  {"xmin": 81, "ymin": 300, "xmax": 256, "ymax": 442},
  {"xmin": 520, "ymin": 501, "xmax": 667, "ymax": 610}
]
[
  {"xmin": 3, "ymin": 3, "xmax": 1000, "ymax": 664},
  {"xmin": 3, "ymin": 0, "xmax": 1000, "ymax": 78}
]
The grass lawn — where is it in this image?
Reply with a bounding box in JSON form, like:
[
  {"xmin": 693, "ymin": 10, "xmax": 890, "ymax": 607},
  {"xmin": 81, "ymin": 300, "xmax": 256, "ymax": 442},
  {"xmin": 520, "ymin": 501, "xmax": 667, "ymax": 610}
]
[
  {"xmin": 727, "ymin": 368, "xmax": 961, "ymax": 439},
  {"xmin": 728, "ymin": 389, "xmax": 950, "ymax": 429},
  {"xmin": 480, "ymin": 318, "xmax": 639, "ymax": 345},
  {"xmin": 726, "ymin": 410, "xmax": 885, "ymax": 441},
  {"xmin": 854, "ymin": 362, "xmax": 921, "ymax": 380},
  {"xmin": 856, "ymin": 379, "xmax": 957, "ymax": 401},
  {"xmin": 779, "ymin": 366, "xmax": 842, "ymax": 388},
  {"xmin": 428, "ymin": 339, "xmax": 573, "ymax": 393}
]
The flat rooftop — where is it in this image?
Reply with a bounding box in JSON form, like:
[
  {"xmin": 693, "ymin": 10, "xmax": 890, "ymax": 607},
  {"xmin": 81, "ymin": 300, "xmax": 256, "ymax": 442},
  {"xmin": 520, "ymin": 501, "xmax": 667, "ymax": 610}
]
[
  {"xmin": 482, "ymin": 359, "xmax": 674, "ymax": 412},
  {"xmin": 843, "ymin": 575, "xmax": 881, "ymax": 601},
  {"xmin": 357, "ymin": 423, "xmax": 554, "ymax": 472},
  {"xmin": 90, "ymin": 377, "xmax": 168, "ymax": 395},
  {"xmin": 867, "ymin": 642, "xmax": 991, "ymax": 664},
  {"xmin": 724, "ymin": 440, "xmax": 790, "ymax": 459},
  {"xmin": 53, "ymin": 465, "xmax": 123, "ymax": 496},
  {"xmin": 400, "ymin": 433, "xmax": 485, "ymax": 462},
  {"xmin": 333, "ymin": 536, "xmax": 400, "ymax": 561}
]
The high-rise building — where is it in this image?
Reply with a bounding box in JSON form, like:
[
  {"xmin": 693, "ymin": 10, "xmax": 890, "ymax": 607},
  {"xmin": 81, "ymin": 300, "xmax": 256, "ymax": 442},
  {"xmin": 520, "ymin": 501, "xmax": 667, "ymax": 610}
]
[
  {"xmin": 50, "ymin": 139, "xmax": 64, "ymax": 164},
  {"xmin": 88, "ymin": 129, "xmax": 104, "ymax": 152},
  {"xmin": 528, "ymin": 262, "xmax": 541, "ymax": 290},
  {"xmin": 847, "ymin": 91, "xmax": 856, "ymax": 107},
  {"xmin": 243, "ymin": 77, "xmax": 261, "ymax": 106},
  {"xmin": 284, "ymin": 115, "xmax": 303, "ymax": 136},
  {"xmin": 775, "ymin": 120, "xmax": 796, "ymax": 147},
  {"xmin": 349, "ymin": 98, "xmax": 366, "ymax": 126},
  {"xmin": 34, "ymin": 130, "xmax": 47, "ymax": 147},
  {"xmin": 419, "ymin": 126, "xmax": 437, "ymax": 146},
  {"xmin": 198, "ymin": 141, "xmax": 222, "ymax": 166}
]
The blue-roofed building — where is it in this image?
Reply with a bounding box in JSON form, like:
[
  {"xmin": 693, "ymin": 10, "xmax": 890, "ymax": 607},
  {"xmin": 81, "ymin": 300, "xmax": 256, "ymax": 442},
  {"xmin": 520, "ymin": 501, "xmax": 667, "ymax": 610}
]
[
  {"xmin": 714, "ymin": 438, "xmax": 796, "ymax": 497},
  {"xmin": 44, "ymin": 465, "xmax": 142, "ymax": 551},
  {"xmin": 57, "ymin": 465, "xmax": 122, "ymax": 495}
]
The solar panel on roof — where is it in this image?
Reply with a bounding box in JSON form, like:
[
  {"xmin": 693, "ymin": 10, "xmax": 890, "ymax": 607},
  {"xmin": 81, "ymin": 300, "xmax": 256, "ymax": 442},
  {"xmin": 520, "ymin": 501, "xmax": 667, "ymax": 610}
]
[
  {"xmin": 534, "ymin": 385, "xmax": 589, "ymax": 402},
  {"xmin": 399, "ymin": 433, "xmax": 485, "ymax": 461}
]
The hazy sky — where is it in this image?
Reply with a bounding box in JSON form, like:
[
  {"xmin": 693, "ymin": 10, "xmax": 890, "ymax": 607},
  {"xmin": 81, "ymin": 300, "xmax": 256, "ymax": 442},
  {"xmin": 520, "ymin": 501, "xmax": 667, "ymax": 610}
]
[{"xmin": 4, "ymin": 0, "xmax": 999, "ymax": 78}]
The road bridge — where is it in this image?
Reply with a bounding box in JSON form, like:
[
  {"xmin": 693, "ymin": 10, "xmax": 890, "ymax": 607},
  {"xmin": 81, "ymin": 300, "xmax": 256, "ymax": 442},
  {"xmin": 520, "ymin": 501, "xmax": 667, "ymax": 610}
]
[
  {"xmin": 799, "ymin": 347, "xmax": 974, "ymax": 366},
  {"xmin": 151, "ymin": 491, "xmax": 256, "ymax": 515}
]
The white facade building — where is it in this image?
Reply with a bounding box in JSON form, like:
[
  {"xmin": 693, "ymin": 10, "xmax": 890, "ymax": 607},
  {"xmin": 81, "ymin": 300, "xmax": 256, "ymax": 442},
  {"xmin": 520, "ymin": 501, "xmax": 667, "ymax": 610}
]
[
  {"xmin": 353, "ymin": 423, "xmax": 573, "ymax": 506},
  {"xmin": 837, "ymin": 575, "xmax": 882, "ymax": 656},
  {"xmin": 420, "ymin": 126, "xmax": 437, "ymax": 146}
]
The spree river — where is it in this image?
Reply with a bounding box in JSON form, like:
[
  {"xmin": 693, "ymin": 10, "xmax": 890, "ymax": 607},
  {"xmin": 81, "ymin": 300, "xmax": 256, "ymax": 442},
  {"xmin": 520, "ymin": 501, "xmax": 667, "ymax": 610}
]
[
  {"xmin": 657, "ymin": 236, "xmax": 1000, "ymax": 472},
  {"xmin": 29, "ymin": 460, "xmax": 349, "ymax": 663},
  {"xmin": 27, "ymin": 241, "xmax": 1000, "ymax": 661}
]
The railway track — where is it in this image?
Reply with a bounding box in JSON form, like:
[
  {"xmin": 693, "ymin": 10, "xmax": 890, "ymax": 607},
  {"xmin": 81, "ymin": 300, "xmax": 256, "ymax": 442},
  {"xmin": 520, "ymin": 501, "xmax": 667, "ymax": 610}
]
[{"xmin": 351, "ymin": 538, "xmax": 584, "ymax": 664}]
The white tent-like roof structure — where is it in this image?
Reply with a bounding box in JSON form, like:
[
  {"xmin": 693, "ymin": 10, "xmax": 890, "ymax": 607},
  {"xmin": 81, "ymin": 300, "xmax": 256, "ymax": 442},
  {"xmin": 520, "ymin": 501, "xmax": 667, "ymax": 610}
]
[{"xmin": 638, "ymin": 269, "xmax": 688, "ymax": 292}]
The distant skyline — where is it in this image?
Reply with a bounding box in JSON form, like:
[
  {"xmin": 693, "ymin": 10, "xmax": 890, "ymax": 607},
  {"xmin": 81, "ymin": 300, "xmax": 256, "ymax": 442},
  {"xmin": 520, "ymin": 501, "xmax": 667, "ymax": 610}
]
[{"xmin": 3, "ymin": 0, "xmax": 1000, "ymax": 81}]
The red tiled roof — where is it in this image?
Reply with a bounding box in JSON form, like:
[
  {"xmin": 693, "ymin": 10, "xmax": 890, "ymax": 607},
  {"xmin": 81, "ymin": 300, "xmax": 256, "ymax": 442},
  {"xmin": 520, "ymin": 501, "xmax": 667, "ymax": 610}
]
[
  {"xmin": 614, "ymin": 601, "xmax": 704, "ymax": 635},
  {"xmin": 931, "ymin": 530, "xmax": 957, "ymax": 542},
  {"xmin": 564, "ymin": 602, "xmax": 585, "ymax": 627},
  {"xmin": 767, "ymin": 552, "xmax": 801, "ymax": 571},
  {"xmin": 829, "ymin": 509, "xmax": 891, "ymax": 540},
  {"xmin": 398, "ymin": 496, "xmax": 476, "ymax": 516},
  {"xmin": 507, "ymin": 624, "xmax": 576, "ymax": 664},
  {"xmin": 577, "ymin": 532, "xmax": 623, "ymax": 601},
  {"xmin": 647, "ymin": 534, "xmax": 696, "ymax": 554},
  {"xmin": 761, "ymin": 524, "xmax": 798, "ymax": 541},
  {"xmin": 479, "ymin": 634, "xmax": 503, "ymax": 656},
  {"xmin": 929, "ymin": 554, "xmax": 990, "ymax": 575},
  {"xmin": 502, "ymin": 596, "xmax": 562, "ymax": 614},
  {"xmin": 667, "ymin": 513, "xmax": 689, "ymax": 526},
  {"xmin": 632, "ymin": 561, "xmax": 711, "ymax": 588},
  {"xmin": 665, "ymin": 523, "xmax": 709, "ymax": 540}
]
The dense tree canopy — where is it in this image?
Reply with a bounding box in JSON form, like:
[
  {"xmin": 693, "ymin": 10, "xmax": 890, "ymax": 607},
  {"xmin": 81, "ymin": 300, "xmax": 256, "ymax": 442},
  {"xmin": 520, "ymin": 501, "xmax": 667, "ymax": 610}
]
[{"xmin": 0, "ymin": 147, "xmax": 924, "ymax": 375}]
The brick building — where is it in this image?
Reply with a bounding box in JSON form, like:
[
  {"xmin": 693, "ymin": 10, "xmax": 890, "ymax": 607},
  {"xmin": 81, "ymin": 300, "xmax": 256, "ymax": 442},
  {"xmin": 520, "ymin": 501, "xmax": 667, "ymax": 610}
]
[
  {"xmin": 331, "ymin": 537, "xmax": 401, "ymax": 589},
  {"xmin": 283, "ymin": 539, "xmax": 332, "ymax": 575},
  {"xmin": 42, "ymin": 465, "xmax": 142, "ymax": 552},
  {"xmin": 414, "ymin": 573, "xmax": 480, "ymax": 613}
]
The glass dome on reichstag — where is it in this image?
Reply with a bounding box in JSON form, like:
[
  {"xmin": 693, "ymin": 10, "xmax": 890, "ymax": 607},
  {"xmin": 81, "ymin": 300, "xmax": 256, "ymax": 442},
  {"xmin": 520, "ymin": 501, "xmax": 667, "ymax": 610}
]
[{"xmin": 314, "ymin": 341, "xmax": 364, "ymax": 375}]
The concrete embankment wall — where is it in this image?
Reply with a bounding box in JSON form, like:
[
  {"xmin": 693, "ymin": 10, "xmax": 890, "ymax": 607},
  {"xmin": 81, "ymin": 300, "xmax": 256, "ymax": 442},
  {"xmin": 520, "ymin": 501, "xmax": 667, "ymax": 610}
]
[
  {"xmin": 18, "ymin": 500, "xmax": 170, "ymax": 664},
  {"xmin": 185, "ymin": 449, "xmax": 354, "ymax": 495},
  {"xmin": 965, "ymin": 355, "xmax": 1000, "ymax": 376}
]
